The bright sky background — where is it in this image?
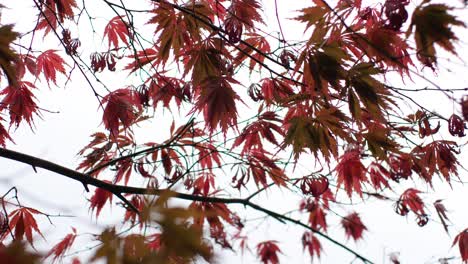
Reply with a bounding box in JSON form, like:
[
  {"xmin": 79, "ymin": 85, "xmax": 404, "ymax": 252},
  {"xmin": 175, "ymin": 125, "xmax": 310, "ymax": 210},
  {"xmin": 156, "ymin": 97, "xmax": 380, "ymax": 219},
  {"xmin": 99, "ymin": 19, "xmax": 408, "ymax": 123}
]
[{"xmin": 0, "ymin": 1, "xmax": 467, "ymax": 263}]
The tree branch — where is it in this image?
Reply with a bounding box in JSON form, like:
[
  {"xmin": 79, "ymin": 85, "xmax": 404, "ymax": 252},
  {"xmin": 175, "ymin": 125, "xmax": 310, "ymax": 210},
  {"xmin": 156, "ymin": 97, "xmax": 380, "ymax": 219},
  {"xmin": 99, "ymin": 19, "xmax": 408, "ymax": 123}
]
[{"xmin": 0, "ymin": 147, "xmax": 373, "ymax": 263}]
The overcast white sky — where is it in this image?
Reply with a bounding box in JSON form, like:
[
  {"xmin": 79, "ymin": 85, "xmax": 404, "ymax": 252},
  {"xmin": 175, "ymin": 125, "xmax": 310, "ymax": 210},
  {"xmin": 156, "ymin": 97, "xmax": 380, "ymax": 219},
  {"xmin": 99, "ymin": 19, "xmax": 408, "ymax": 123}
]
[{"xmin": 0, "ymin": 1, "xmax": 467, "ymax": 263}]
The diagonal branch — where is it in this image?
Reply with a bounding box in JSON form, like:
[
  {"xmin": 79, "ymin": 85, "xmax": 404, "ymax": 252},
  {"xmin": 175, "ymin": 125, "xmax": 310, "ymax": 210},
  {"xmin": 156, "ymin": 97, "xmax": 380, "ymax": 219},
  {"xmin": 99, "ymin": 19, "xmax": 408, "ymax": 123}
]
[{"xmin": 0, "ymin": 147, "xmax": 374, "ymax": 263}]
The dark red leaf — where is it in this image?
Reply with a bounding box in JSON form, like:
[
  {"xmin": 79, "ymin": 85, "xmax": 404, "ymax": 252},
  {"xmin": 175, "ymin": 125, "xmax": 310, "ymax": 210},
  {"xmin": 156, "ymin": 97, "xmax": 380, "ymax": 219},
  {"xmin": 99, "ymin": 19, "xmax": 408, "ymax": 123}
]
[
  {"xmin": 302, "ymin": 232, "xmax": 321, "ymax": 260},
  {"xmin": 453, "ymin": 228, "xmax": 468, "ymax": 263},
  {"xmin": 341, "ymin": 212, "xmax": 367, "ymax": 241},
  {"xmin": 448, "ymin": 114, "xmax": 466, "ymax": 137},
  {"xmin": 8, "ymin": 207, "xmax": 44, "ymax": 246},
  {"xmin": 256, "ymin": 240, "xmax": 281, "ymax": 264},
  {"xmin": 101, "ymin": 88, "xmax": 142, "ymax": 137},
  {"xmin": 89, "ymin": 185, "xmax": 113, "ymax": 218}
]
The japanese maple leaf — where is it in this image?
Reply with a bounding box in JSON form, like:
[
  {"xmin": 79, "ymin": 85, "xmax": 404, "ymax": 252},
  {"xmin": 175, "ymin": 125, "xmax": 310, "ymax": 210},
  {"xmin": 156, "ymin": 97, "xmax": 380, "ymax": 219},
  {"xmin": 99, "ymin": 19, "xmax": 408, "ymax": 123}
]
[
  {"xmin": 335, "ymin": 149, "xmax": 367, "ymax": 198},
  {"xmin": 397, "ymin": 188, "xmax": 425, "ymax": 215},
  {"xmin": 234, "ymin": 33, "xmax": 270, "ymax": 72},
  {"xmin": 368, "ymin": 162, "xmax": 391, "ymax": 191},
  {"xmin": 302, "ymin": 232, "xmax": 321, "ymax": 260},
  {"xmin": 195, "ymin": 143, "xmax": 222, "ymax": 172},
  {"xmin": 256, "ymin": 240, "xmax": 281, "ymax": 264},
  {"xmin": 123, "ymin": 195, "xmax": 146, "ymax": 228},
  {"xmin": 103, "ymin": 16, "xmax": 130, "ymax": 49},
  {"xmin": 101, "ymin": 88, "xmax": 142, "ymax": 137},
  {"xmin": 232, "ymin": 111, "xmax": 283, "ymax": 155},
  {"xmin": 8, "ymin": 207, "xmax": 45, "ymax": 247},
  {"xmin": 192, "ymin": 173, "xmax": 216, "ymax": 196},
  {"xmin": 434, "ymin": 200, "xmax": 450, "ymax": 233},
  {"xmin": 0, "ymin": 81, "xmax": 40, "ymax": 127},
  {"xmin": 192, "ymin": 77, "xmax": 241, "ymax": 133},
  {"xmin": 46, "ymin": 227, "xmax": 77, "ymax": 263},
  {"xmin": 89, "ymin": 185, "xmax": 113, "ymax": 218},
  {"xmin": 408, "ymin": 4, "xmax": 466, "ymax": 68},
  {"xmin": 228, "ymin": 0, "xmax": 264, "ymax": 29},
  {"xmin": 305, "ymin": 201, "xmax": 328, "ymax": 232},
  {"xmin": 0, "ymin": 118, "xmax": 13, "ymax": 146},
  {"xmin": 453, "ymin": 228, "xmax": 468, "ymax": 263},
  {"xmin": 124, "ymin": 47, "xmax": 159, "ymax": 73},
  {"xmin": 35, "ymin": 50, "xmax": 67, "ymax": 85},
  {"xmin": 341, "ymin": 212, "xmax": 367, "ymax": 241},
  {"xmin": 36, "ymin": 0, "xmax": 77, "ymax": 35},
  {"xmin": 0, "ymin": 25, "xmax": 19, "ymax": 87}
]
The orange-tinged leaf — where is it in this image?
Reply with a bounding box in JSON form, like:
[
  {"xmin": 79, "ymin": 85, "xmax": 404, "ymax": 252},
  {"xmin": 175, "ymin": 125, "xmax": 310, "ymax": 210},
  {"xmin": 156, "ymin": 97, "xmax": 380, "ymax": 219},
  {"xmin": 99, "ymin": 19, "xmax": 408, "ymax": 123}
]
[
  {"xmin": 35, "ymin": 50, "xmax": 67, "ymax": 85},
  {"xmin": 0, "ymin": 25, "xmax": 19, "ymax": 87},
  {"xmin": 104, "ymin": 16, "xmax": 130, "ymax": 49},
  {"xmin": 147, "ymin": 2, "xmax": 212, "ymax": 63}
]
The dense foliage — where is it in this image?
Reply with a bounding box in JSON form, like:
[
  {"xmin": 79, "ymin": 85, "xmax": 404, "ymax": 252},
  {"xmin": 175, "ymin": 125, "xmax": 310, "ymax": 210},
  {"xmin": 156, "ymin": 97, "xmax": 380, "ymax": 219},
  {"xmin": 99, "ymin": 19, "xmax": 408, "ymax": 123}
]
[{"xmin": 0, "ymin": 0, "xmax": 467, "ymax": 263}]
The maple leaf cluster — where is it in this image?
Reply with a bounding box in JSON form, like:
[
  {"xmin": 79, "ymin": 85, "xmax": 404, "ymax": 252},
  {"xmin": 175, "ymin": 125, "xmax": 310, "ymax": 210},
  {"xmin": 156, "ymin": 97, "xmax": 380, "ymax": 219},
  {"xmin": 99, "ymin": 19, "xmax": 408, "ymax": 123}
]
[{"xmin": 0, "ymin": 0, "xmax": 467, "ymax": 263}]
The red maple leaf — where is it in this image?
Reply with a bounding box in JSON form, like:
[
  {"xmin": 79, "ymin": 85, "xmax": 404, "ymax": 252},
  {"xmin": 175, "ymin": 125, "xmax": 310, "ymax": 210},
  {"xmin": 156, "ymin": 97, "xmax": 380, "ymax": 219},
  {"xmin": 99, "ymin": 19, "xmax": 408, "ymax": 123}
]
[
  {"xmin": 46, "ymin": 227, "xmax": 77, "ymax": 262},
  {"xmin": 195, "ymin": 143, "xmax": 222, "ymax": 172},
  {"xmin": 434, "ymin": 200, "xmax": 450, "ymax": 233},
  {"xmin": 101, "ymin": 88, "xmax": 142, "ymax": 137},
  {"xmin": 300, "ymin": 199, "xmax": 328, "ymax": 232},
  {"xmin": 341, "ymin": 212, "xmax": 367, "ymax": 241},
  {"xmin": 0, "ymin": 81, "xmax": 40, "ymax": 127},
  {"xmin": 124, "ymin": 47, "xmax": 159, "ymax": 73},
  {"xmin": 368, "ymin": 162, "xmax": 391, "ymax": 190},
  {"xmin": 123, "ymin": 195, "xmax": 145, "ymax": 228},
  {"xmin": 89, "ymin": 185, "xmax": 113, "ymax": 218},
  {"xmin": 302, "ymin": 232, "xmax": 321, "ymax": 260},
  {"xmin": 192, "ymin": 77, "xmax": 241, "ymax": 133},
  {"xmin": 0, "ymin": 118, "xmax": 13, "ymax": 146},
  {"xmin": 396, "ymin": 188, "xmax": 425, "ymax": 216},
  {"xmin": 232, "ymin": 111, "xmax": 283, "ymax": 155},
  {"xmin": 192, "ymin": 173, "xmax": 216, "ymax": 196},
  {"xmin": 35, "ymin": 50, "xmax": 67, "ymax": 85},
  {"xmin": 103, "ymin": 16, "xmax": 130, "ymax": 49},
  {"xmin": 453, "ymin": 228, "xmax": 468, "ymax": 263},
  {"xmin": 8, "ymin": 207, "xmax": 45, "ymax": 247},
  {"xmin": 228, "ymin": 0, "xmax": 264, "ymax": 29},
  {"xmin": 335, "ymin": 149, "xmax": 367, "ymax": 197},
  {"xmin": 256, "ymin": 240, "xmax": 281, "ymax": 264},
  {"xmin": 36, "ymin": 0, "xmax": 77, "ymax": 36},
  {"xmin": 234, "ymin": 33, "xmax": 270, "ymax": 72}
]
